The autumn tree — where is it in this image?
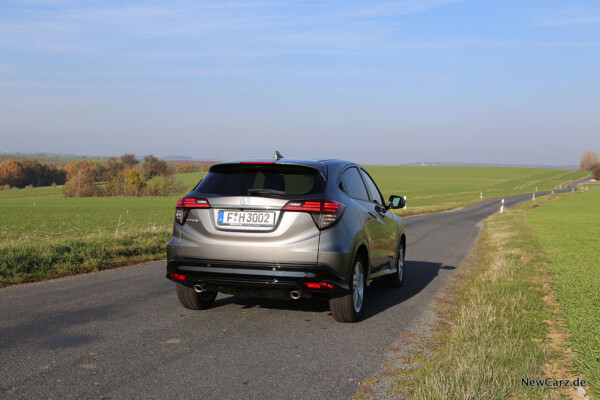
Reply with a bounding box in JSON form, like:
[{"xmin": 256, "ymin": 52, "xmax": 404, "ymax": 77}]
[
  {"xmin": 122, "ymin": 169, "xmax": 147, "ymax": 196},
  {"xmin": 63, "ymin": 160, "xmax": 103, "ymax": 197},
  {"xmin": 0, "ymin": 159, "xmax": 26, "ymax": 187},
  {"xmin": 142, "ymin": 155, "xmax": 168, "ymax": 179},
  {"xmin": 580, "ymin": 151, "xmax": 599, "ymax": 171},
  {"xmin": 102, "ymin": 156, "xmax": 125, "ymax": 195}
]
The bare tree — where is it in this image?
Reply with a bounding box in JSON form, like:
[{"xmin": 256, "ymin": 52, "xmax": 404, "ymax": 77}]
[
  {"xmin": 120, "ymin": 153, "xmax": 139, "ymax": 169},
  {"xmin": 580, "ymin": 151, "xmax": 599, "ymax": 171},
  {"xmin": 142, "ymin": 155, "xmax": 168, "ymax": 179}
]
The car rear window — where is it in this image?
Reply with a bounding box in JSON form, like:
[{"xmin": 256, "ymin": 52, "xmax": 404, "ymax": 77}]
[{"xmin": 194, "ymin": 163, "xmax": 325, "ymax": 197}]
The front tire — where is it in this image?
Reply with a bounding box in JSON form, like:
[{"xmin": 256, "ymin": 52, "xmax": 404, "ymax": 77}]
[
  {"xmin": 329, "ymin": 255, "xmax": 366, "ymax": 322},
  {"xmin": 176, "ymin": 283, "xmax": 217, "ymax": 310},
  {"xmin": 382, "ymin": 242, "xmax": 405, "ymax": 288}
]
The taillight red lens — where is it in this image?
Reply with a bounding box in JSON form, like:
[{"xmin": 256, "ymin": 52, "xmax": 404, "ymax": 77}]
[
  {"xmin": 304, "ymin": 282, "xmax": 335, "ymax": 290},
  {"xmin": 176, "ymin": 197, "xmax": 210, "ymax": 208},
  {"xmin": 169, "ymin": 273, "xmax": 188, "ymax": 282},
  {"xmin": 283, "ymin": 200, "xmax": 345, "ymax": 230},
  {"xmin": 175, "ymin": 197, "xmax": 210, "ymax": 225}
]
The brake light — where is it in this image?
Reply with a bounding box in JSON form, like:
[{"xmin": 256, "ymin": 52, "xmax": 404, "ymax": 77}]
[
  {"xmin": 282, "ymin": 200, "xmax": 345, "ymax": 230},
  {"xmin": 176, "ymin": 197, "xmax": 210, "ymax": 208},
  {"xmin": 175, "ymin": 197, "xmax": 210, "ymax": 225},
  {"xmin": 304, "ymin": 282, "xmax": 335, "ymax": 290},
  {"xmin": 239, "ymin": 162, "xmax": 276, "ymax": 165},
  {"xmin": 169, "ymin": 273, "xmax": 188, "ymax": 282}
]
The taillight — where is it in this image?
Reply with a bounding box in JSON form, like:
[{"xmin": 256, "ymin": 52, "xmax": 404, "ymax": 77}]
[
  {"xmin": 175, "ymin": 196, "xmax": 210, "ymax": 225},
  {"xmin": 304, "ymin": 282, "xmax": 335, "ymax": 290},
  {"xmin": 282, "ymin": 200, "xmax": 345, "ymax": 230}
]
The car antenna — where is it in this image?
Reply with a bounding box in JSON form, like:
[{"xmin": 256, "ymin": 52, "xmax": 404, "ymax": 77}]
[{"xmin": 273, "ymin": 151, "xmax": 284, "ymax": 161}]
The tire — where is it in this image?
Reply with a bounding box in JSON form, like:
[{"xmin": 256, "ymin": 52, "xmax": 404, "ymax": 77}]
[
  {"xmin": 329, "ymin": 255, "xmax": 366, "ymax": 323},
  {"xmin": 382, "ymin": 242, "xmax": 405, "ymax": 288},
  {"xmin": 176, "ymin": 283, "xmax": 217, "ymax": 310}
]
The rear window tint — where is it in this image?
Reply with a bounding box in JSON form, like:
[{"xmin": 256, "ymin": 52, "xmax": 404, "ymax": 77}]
[{"xmin": 194, "ymin": 164, "xmax": 325, "ymax": 197}]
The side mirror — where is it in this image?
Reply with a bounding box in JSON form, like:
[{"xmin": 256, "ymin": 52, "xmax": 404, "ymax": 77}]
[{"xmin": 388, "ymin": 195, "xmax": 405, "ymax": 209}]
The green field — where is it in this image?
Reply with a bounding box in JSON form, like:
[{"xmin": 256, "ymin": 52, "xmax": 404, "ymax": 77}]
[
  {"xmin": 367, "ymin": 166, "xmax": 586, "ymax": 214},
  {"xmin": 526, "ymin": 188, "xmax": 600, "ymax": 397},
  {"xmin": 0, "ymin": 167, "xmax": 587, "ymax": 286}
]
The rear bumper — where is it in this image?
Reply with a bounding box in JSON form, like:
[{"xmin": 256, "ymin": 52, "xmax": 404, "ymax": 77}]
[{"xmin": 166, "ymin": 258, "xmax": 350, "ymax": 293}]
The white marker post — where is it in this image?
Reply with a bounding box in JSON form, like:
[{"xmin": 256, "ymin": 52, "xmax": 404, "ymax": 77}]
[
  {"xmin": 536, "ymin": 187, "xmax": 538, "ymax": 192},
  {"xmin": 480, "ymin": 192, "xmax": 483, "ymax": 199},
  {"xmin": 532, "ymin": 193, "xmax": 535, "ymax": 200},
  {"xmin": 500, "ymin": 199, "xmax": 505, "ymax": 213},
  {"xmin": 403, "ymin": 196, "xmax": 407, "ymax": 210}
]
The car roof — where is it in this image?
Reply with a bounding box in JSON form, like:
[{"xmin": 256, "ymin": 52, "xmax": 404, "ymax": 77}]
[{"xmin": 210, "ymin": 158, "xmax": 360, "ymax": 178}]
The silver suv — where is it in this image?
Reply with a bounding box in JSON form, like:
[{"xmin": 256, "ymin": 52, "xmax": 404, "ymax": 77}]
[{"xmin": 166, "ymin": 156, "xmax": 407, "ymax": 322}]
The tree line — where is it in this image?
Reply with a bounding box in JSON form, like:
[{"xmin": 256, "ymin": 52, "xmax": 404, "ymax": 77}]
[
  {"xmin": 62, "ymin": 154, "xmax": 189, "ymax": 197},
  {"xmin": 0, "ymin": 154, "xmax": 206, "ymax": 196},
  {"xmin": 0, "ymin": 159, "xmax": 66, "ymax": 189}
]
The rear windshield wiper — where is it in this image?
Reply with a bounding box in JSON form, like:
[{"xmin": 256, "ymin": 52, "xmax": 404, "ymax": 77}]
[{"xmin": 247, "ymin": 188, "xmax": 287, "ymax": 197}]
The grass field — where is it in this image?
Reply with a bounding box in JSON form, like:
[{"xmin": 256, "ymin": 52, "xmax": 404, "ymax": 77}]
[
  {"xmin": 526, "ymin": 188, "xmax": 600, "ymax": 397},
  {"xmin": 367, "ymin": 166, "xmax": 586, "ymax": 214},
  {"xmin": 368, "ymin": 190, "xmax": 597, "ymax": 399},
  {"xmin": 0, "ymin": 167, "xmax": 587, "ymax": 286}
]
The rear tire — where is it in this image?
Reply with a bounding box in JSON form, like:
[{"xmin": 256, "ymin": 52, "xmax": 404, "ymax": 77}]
[
  {"xmin": 329, "ymin": 255, "xmax": 366, "ymax": 323},
  {"xmin": 382, "ymin": 242, "xmax": 405, "ymax": 288},
  {"xmin": 176, "ymin": 283, "xmax": 217, "ymax": 310}
]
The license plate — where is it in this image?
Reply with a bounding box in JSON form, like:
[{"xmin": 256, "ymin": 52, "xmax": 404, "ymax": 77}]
[{"xmin": 217, "ymin": 210, "xmax": 276, "ymax": 227}]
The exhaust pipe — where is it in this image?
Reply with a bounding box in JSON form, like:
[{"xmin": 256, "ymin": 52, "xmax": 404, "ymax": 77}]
[
  {"xmin": 290, "ymin": 290, "xmax": 302, "ymax": 300},
  {"xmin": 194, "ymin": 283, "xmax": 208, "ymax": 293}
]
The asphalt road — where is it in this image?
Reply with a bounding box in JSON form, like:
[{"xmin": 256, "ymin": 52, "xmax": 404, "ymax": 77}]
[{"xmin": 0, "ymin": 184, "xmax": 585, "ymax": 400}]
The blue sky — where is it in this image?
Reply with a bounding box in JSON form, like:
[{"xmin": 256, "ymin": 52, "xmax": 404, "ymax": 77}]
[{"xmin": 0, "ymin": 0, "xmax": 599, "ymax": 165}]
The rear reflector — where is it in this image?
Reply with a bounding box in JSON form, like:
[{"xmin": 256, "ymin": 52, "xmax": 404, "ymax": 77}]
[
  {"xmin": 170, "ymin": 273, "xmax": 188, "ymax": 282},
  {"xmin": 304, "ymin": 282, "xmax": 335, "ymax": 290},
  {"xmin": 283, "ymin": 200, "xmax": 345, "ymax": 230},
  {"xmin": 175, "ymin": 197, "xmax": 211, "ymax": 225}
]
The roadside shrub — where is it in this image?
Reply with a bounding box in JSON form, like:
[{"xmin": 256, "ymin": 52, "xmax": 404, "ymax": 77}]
[{"xmin": 591, "ymin": 163, "xmax": 600, "ymax": 180}]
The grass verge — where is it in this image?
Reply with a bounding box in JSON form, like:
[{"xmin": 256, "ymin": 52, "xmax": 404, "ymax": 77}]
[
  {"xmin": 0, "ymin": 229, "xmax": 169, "ymax": 287},
  {"xmin": 391, "ymin": 200, "xmax": 580, "ymax": 399},
  {"xmin": 526, "ymin": 188, "xmax": 600, "ymax": 398}
]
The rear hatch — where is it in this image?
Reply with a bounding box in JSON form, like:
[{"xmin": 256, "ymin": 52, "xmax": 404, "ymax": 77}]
[{"xmin": 177, "ymin": 162, "xmax": 328, "ymax": 264}]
